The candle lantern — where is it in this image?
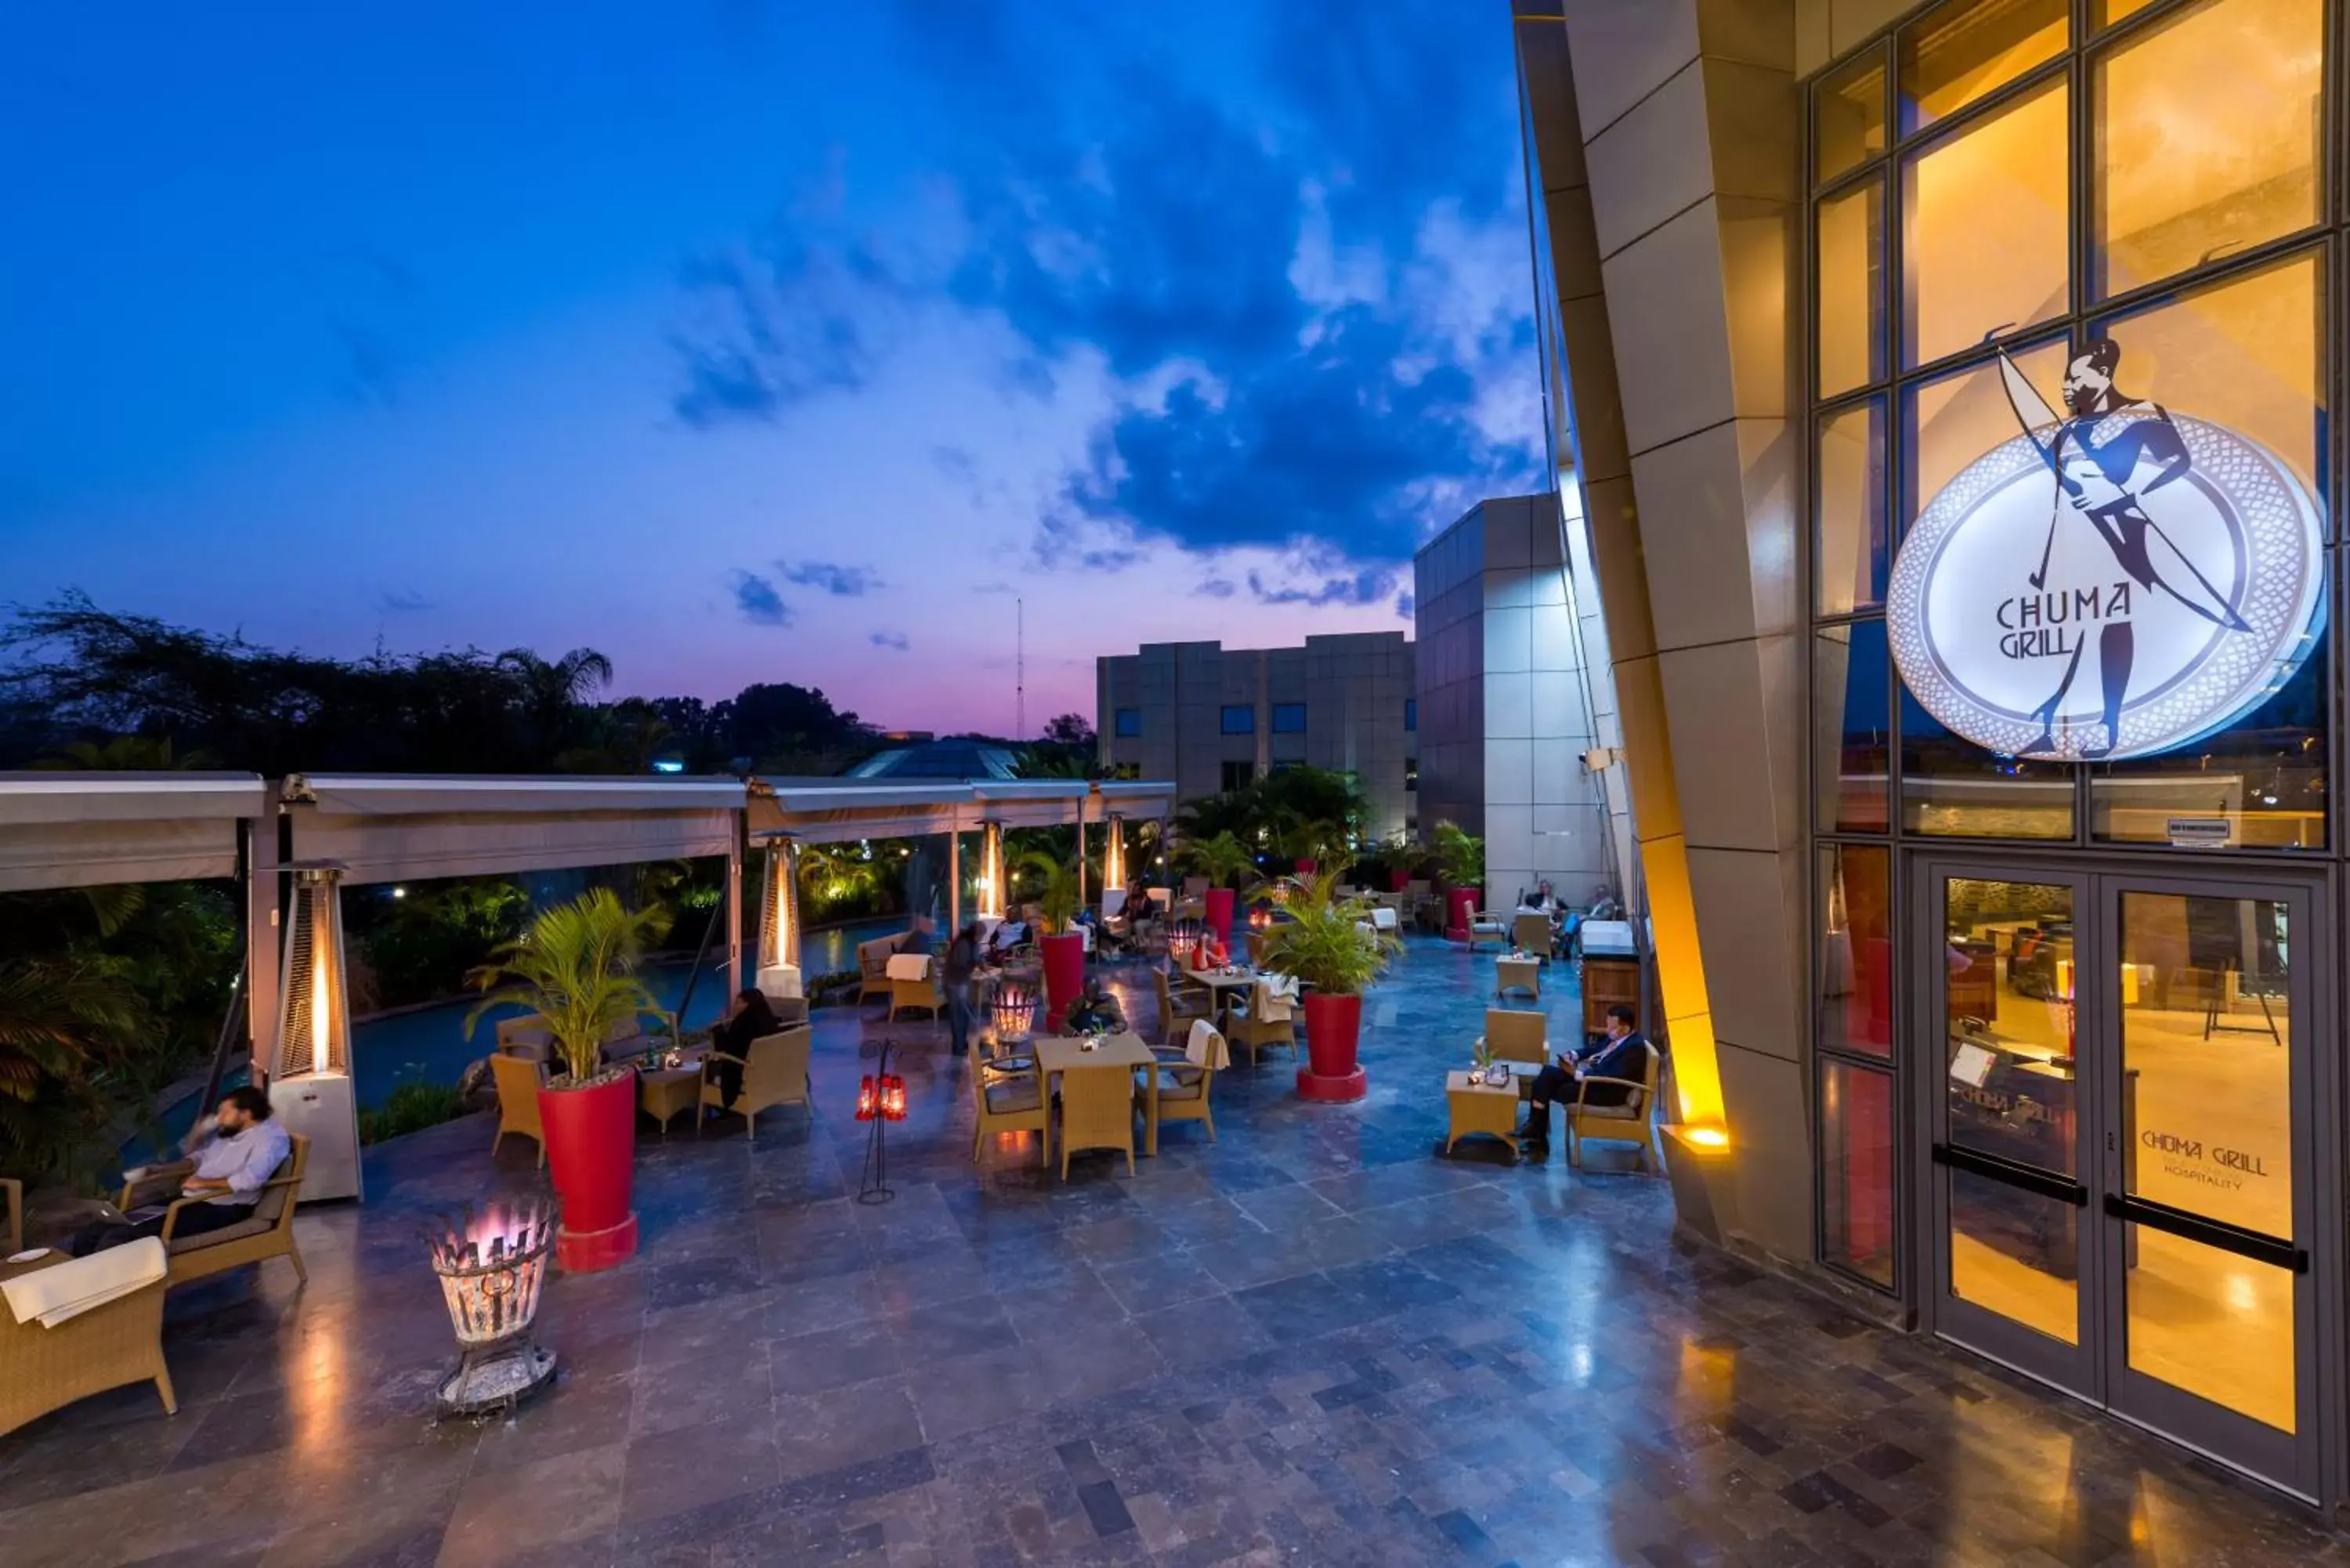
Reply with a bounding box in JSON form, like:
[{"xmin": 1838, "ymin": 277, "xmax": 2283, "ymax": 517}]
[
  {"xmin": 858, "ymin": 1042, "xmax": 902, "ymax": 1204},
  {"xmin": 855, "ymin": 1075, "xmax": 880, "ymax": 1121},
  {"xmin": 881, "ymin": 1074, "xmax": 909, "ymax": 1121},
  {"xmin": 428, "ymin": 1198, "xmax": 559, "ymax": 1418}
]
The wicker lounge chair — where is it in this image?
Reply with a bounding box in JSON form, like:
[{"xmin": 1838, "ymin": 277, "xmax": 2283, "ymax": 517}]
[
  {"xmin": 700, "ymin": 1024, "xmax": 814, "ymax": 1140},
  {"xmin": 116, "ymin": 1134, "xmax": 312, "ymax": 1290},
  {"xmin": 1476, "ymin": 1008, "xmax": 1548, "ymax": 1073},
  {"xmin": 1226, "ymin": 978, "xmax": 1299, "ymax": 1067},
  {"xmin": 490, "ymin": 1053, "xmax": 546, "ymax": 1165},
  {"xmin": 1567, "ymin": 1044, "xmax": 1661, "ymax": 1171},
  {"xmin": 2, "ymin": 1245, "xmax": 175, "ymax": 1437}
]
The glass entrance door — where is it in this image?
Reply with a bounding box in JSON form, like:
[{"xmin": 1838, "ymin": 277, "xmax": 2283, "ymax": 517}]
[
  {"xmin": 1921, "ymin": 861, "xmax": 2323, "ymax": 1498},
  {"xmin": 1927, "ymin": 868, "xmax": 2097, "ymax": 1391},
  {"xmin": 2101, "ymin": 880, "xmax": 2315, "ymax": 1496}
]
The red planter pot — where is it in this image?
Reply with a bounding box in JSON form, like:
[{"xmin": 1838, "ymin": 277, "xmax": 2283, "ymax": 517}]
[
  {"xmin": 1444, "ymin": 887, "xmax": 1479, "ymax": 942},
  {"xmin": 1387, "ymin": 870, "xmax": 1409, "ymax": 892},
  {"xmin": 538, "ymin": 1071, "xmax": 638, "ymax": 1272},
  {"xmin": 1297, "ymin": 992, "xmax": 1367, "ymax": 1102},
  {"xmin": 1040, "ymin": 931, "xmax": 1086, "ymax": 1032},
  {"xmin": 1292, "ymin": 859, "xmax": 1316, "ymax": 878},
  {"xmin": 1203, "ymin": 887, "xmax": 1236, "ymax": 950}
]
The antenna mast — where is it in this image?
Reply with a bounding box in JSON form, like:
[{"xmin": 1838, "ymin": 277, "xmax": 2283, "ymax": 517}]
[{"xmin": 1015, "ymin": 596, "xmax": 1026, "ymax": 739}]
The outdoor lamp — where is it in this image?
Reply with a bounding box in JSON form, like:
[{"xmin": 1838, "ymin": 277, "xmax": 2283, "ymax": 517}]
[
  {"xmin": 1102, "ymin": 814, "xmax": 1126, "ymax": 889},
  {"xmin": 856, "ymin": 1075, "xmax": 880, "ymax": 1122},
  {"xmin": 880, "ymin": 1074, "xmax": 908, "ymax": 1122},
  {"xmin": 268, "ymin": 866, "xmax": 362, "ymax": 1202},
  {"xmin": 757, "ymin": 840, "xmax": 802, "ymax": 1000},
  {"xmin": 428, "ymin": 1198, "xmax": 559, "ymax": 1418}
]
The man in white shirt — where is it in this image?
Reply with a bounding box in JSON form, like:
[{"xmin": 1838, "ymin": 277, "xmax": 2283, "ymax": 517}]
[{"xmin": 70, "ymin": 1087, "xmax": 294, "ymax": 1256}]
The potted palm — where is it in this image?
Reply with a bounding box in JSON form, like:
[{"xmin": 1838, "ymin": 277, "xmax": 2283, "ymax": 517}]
[
  {"xmin": 1180, "ymin": 831, "xmax": 1256, "ymax": 952},
  {"xmin": 467, "ymin": 889, "xmax": 667, "ymax": 1272},
  {"xmin": 1432, "ymin": 820, "xmax": 1485, "ymax": 941},
  {"xmin": 1021, "ymin": 851, "xmax": 1087, "ymax": 1032},
  {"xmin": 1253, "ymin": 866, "xmax": 1397, "ymax": 1102},
  {"xmin": 1365, "ymin": 833, "xmax": 1419, "ymax": 892}
]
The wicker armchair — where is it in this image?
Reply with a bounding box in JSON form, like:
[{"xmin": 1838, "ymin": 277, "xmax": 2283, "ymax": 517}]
[
  {"xmin": 1136, "ymin": 1038, "xmax": 1220, "ymax": 1145},
  {"xmin": 490, "ymin": 1053, "xmax": 546, "ymax": 1166},
  {"xmin": 1476, "ymin": 1010, "xmax": 1548, "ymax": 1098},
  {"xmin": 1567, "ymin": 1044, "xmax": 1661, "ymax": 1171},
  {"xmin": 1058, "ymin": 1063, "xmax": 1136, "ymax": 1179},
  {"xmin": 1152, "ymin": 966, "xmax": 1213, "ymax": 1047},
  {"xmin": 117, "ymin": 1135, "xmax": 312, "ymax": 1289},
  {"xmin": 2, "ymin": 1246, "xmax": 175, "ymax": 1437},
  {"xmin": 888, "ymin": 955, "xmax": 941, "ymax": 1021},
  {"xmin": 2, "ymin": 1176, "xmax": 18, "ymax": 1255},
  {"xmin": 1512, "ymin": 912, "xmax": 1554, "ymax": 957},
  {"xmin": 858, "ymin": 932, "xmax": 912, "ymax": 1005},
  {"xmin": 1226, "ymin": 979, "xmax": 1299, "ymax": 1067},
  {"xmin": 970, "ymin": 1061, "xmax": 1049, "ymax": 1167},
  {"xmin": 699, "ymin": 1024, "xmax": 814, "ymax": 1140},
  {"xmin": 1466, "ymin": 910, "xmax": 1508, "ymax": 951}
]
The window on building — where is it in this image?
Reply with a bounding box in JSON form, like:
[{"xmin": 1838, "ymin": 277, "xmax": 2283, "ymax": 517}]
[
  {"xmin": 1820, "ymin": 1058, "xmax": 1896, "ymax": 1288},
  {"xmin": 1404, "ymin": 698, "xmax": 1417, "ymax": 732},
  {"xmin": 1405, "ymin": 760, "xmax": 1419, "ymax": 793},
  {"xmin": 1220, "ymin": 761, "xmax": 1256, "ymax": 793},
  {"xmin": 1219, "ymin": 705, "xmax": 1255, "ymax": 735},
  {"xmin": 1113, "ymin": 707, "xmax": 1141, "ymax": 738},
  {"xmin": 1271, "ymin": 703, "xmax": 1306, "ymax": 734}
]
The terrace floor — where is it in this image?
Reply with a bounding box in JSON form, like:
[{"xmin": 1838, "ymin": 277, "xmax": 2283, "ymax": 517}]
[{"xmin": 3, "ymin": 936, "xmax": 2345, "ymax": 1566}]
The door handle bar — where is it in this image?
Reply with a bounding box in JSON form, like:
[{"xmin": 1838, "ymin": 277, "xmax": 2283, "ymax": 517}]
[
  {"xmin": 2102, "ymin": 1192, "xmax": 2308, "ymax": 1274},
  {"xmin": 1932, "ymin": 1141, "xmax": 2088, "ymax": 1207}
]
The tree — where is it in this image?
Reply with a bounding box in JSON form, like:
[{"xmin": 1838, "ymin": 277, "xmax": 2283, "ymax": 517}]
[
  {"xmin": 465, "ymin": 890, "xmax": 668, "ymax": 1086},
  {"xmin": 1041, "ymin": 713, "xmax": 1094, "ymax": 749}
]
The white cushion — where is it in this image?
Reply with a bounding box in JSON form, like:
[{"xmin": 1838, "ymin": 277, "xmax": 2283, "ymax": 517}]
[{"xmin": 886, "ymin": 953, "xmax": 931, "ymax": 981}]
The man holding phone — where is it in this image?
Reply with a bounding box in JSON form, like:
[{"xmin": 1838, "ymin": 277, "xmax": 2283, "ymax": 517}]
[{"xmin": 1517, "ymin": 1004, "xmax": 1650, "ymax": 1146}]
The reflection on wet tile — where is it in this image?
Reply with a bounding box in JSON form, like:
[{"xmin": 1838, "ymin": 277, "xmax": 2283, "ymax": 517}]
[{"xmin": 1, "ymin": 938, "xmax": 2341, "ymax": 1566}]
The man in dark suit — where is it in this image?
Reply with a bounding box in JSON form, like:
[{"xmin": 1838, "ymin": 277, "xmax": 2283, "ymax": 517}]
[{"xmin": 1517, "ymin": 1003, "xmax": 1649, "ymax": 1145}]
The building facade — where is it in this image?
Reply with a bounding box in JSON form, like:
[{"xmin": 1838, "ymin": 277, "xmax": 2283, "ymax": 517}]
[
  {"xmin": 1414, "ymin": 493, "xmax": 1621, "ymax": 909},
  {"xmin": 1517, "ymin": 0, "xmax": 2345, "ymax": 1506},
  {"xmin": 1094, "ymin": 634, "xmax": 1417, "ymax": 839}
]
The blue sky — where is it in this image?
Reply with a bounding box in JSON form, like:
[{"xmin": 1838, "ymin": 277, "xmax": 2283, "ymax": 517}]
[{"xmin": 0, "ymin": 1, "xmax": 1542, "ymax": 734}]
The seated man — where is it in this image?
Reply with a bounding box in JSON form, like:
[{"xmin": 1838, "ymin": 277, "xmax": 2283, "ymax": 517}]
[
  {"xmin": 71, "ymin": 1086, "xmax": 292, "ymax": 1256},
  {"xmin": 1065, "ymin": 977, "xmax": 1126, "ymax": 1035},
  {"xmin": 983, "ymin": 917, "xmax": 1029, "ymax": 960},
  {"xmin": 1517, "ymin": 1004, "xmax": 1648, "ymax": 1145}
]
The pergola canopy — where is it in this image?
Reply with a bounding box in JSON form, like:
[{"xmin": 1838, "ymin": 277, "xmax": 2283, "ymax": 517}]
[
  {"xmin": 748, "ymin": 776, "xmax": 1173, "ymax": 845},
  {"xmin": 284, "ymin": 773, "xmax": 745, "ymax": 887},
  {"xmin": 0, "ymin": 772, "xmax": 269, "ymax": 891}
]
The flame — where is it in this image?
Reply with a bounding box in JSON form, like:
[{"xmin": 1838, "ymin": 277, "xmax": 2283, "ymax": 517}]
[{"xmin": 309, "ymin": 910, "xmax": 333, "ymax": 1076}]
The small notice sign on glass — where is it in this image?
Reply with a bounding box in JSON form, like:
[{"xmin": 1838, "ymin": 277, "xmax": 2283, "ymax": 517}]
[{"xmin": 2167, "ymin": 818, "xmax": 2232, "ymax": 848}]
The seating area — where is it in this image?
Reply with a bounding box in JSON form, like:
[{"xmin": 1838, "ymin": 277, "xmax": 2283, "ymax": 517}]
[{"xmin": 0, "ymin": 932, "xmax": 2334, "ymax": 1567}]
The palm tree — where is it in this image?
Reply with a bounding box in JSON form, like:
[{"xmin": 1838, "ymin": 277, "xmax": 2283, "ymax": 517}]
[
  {"xmin": 0, "ymin": 956, "xmax": 140, "ymax": 1166},
  {"xmin": 465, "ymin": 890, "xmax": 667, "ymax": 1085},
  {"xmin": 1179, "ymin": 831, "xmax": 1258, "ymax": 891}
]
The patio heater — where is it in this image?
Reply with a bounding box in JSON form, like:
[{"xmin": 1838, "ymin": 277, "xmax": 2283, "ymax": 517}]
[
  {"xmin": 269, "ymin": 865, "xmax": 363, "ymax": 1202},
  {"xmin": 978, "ymin": 821, "xmax": 1005, "ymax": 922},
  {"xmin": 428, "ymin": 1198, "xmax": 559, "ymax": 1418},
  {"xmin": 1101, "ymin": 814, "xmax": 1125, "ymax": 892},
  {"xmin": 756, "ymin": 838, "xmax": 803, "ymax": 1001}
]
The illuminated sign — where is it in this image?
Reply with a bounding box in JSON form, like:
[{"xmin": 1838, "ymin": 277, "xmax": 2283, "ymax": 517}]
[{"xmin": 1888, "ymin": 341, "xmax": 2323, "ymax": 761}]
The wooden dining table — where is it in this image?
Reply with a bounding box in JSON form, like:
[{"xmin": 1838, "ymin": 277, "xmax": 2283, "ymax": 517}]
[
  {"xmin": 1032, "ymin": 1031, "xmax": 1164, "ymax": 1156},
  {"xmin": 1184, "ymin": 966, "xmax": 1261, "ymax": 1028}
]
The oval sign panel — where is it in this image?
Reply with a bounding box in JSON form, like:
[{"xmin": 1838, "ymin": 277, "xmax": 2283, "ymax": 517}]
[{"xmin": 1888, "ymin": 344, "xmax": 2324, "ymax": 762}]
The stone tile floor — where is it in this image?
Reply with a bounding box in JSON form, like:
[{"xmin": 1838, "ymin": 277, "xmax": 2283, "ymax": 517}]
[{"xmin": 4, "ymin": 935, "xmax": 2346, "ymax": 1566}]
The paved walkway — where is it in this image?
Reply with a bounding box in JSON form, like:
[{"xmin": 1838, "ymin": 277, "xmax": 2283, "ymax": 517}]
[{"xmin": 3, "ymin": 936, "xmax": 2344, "ymax": 1566}]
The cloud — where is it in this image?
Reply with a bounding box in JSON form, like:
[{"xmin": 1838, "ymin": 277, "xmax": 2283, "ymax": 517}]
[
  {"xmin": 869, "ymin": 630, "xmax": 910, "ymax": 651},
  {"xmin": 728, "ymin": 569, "xmax": 792, "ymax": 626},
  {"xmin": 779, "ymin": 561, "xmax": 881, "ymax": 597},
  {"xmin": 1194, "ymin": 578, "xmax": 1235, "ymax": 599},
  {"xmin": 1244, "ymin": 566, "xmax": 1397, "ymax": 608},
  {"xmin": 930, "ymin": 445, "xmax": 977, "ymax": 482},
  {"xmin": 667, "ymin": 239, "xmax": 897, "ymax": 428},
  {"xmin": 374, "ymin": 587, "xmax": 436, "ymax": 614},
  {"xmin": 334, "ymin": 322, "xmax": 400, "ymax": 409},
  {"xmin": 1393, "ymin": 590, "xmax": 1415, "ymax": 621}
]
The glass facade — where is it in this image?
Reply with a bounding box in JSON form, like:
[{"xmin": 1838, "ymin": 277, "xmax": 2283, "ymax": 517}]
[{"xmin": 1809, "ymin": 0, "xmax": 2338, "ymax": 1297}]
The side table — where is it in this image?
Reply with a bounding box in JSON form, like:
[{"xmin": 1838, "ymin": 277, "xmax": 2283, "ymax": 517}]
[{"xmin": 1445, "ymin": 1071, "xmax": 1520, "ymax": 1160}]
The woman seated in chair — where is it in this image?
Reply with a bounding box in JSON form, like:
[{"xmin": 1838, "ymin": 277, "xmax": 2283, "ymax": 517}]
[{"xmin": 707, "ymin": 988, "xmax": 781, "ymax": 1109}]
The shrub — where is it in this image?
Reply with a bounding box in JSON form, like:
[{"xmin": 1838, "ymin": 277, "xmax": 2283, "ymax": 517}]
[{"xmin": 357, "ymin": 1081, "xmax": 469, "ymax": 1145}]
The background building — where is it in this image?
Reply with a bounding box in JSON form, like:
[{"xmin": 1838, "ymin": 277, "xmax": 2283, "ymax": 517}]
[
  {"xmin": 1413, "ymin": 493, "xmax": 1618, "ymax": 909},
  {"xmin": 1096, "ymin": 634, "xmax": 1416, "ymax": 839},
  {"xmin": 1516, "ymin": 0, "xmax": 2345, "ymax": 1505}
]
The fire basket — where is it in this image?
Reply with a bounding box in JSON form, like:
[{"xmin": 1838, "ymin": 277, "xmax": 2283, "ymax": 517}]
[
  {"xmin": 428, "ymin": 1198, "xmax": 559, "ymax": 1418},
  {"xmin": 990, "ymin": 982, "xmax": 1036, "ymax": 1045}
]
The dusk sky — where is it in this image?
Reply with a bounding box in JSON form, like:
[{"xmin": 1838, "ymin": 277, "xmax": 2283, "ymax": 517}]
[{"xmin": 0, "ymin": 2, "xmax": 1543, "ymax": 736}]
